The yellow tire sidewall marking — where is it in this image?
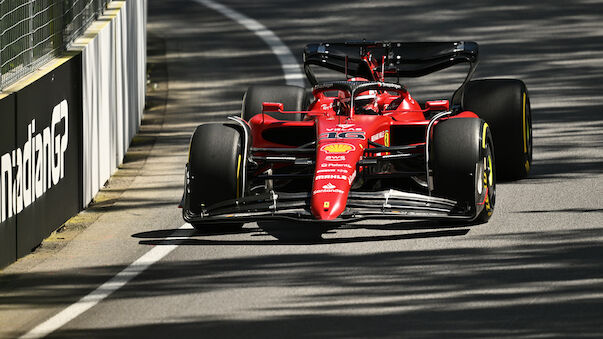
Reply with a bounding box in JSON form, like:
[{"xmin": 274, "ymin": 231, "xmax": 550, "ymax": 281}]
[
  {"xmin": 482, "ymin": 122, "xmax": 489, "ymax": 149},
  {"xmin": 522, "ymin": 93, "xmax": 527, "ymax": 154},
  {"xmin": 236, "ymin": 154, "xmax": 242, "ymax": 198}
]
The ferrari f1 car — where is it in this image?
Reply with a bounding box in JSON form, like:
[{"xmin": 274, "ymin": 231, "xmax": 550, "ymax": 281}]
[{"xmin": 181, "ymin": 41, "xmax": 532, "ymax": 236}]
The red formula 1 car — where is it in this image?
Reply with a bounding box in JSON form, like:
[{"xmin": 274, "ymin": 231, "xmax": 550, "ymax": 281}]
[{"xmin": 181, "ymin": 41, "xmax": 532, "ymax": 238}]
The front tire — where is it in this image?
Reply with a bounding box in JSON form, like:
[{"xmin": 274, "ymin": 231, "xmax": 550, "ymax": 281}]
[
  {"xmin": 187, "ymin": 123, "xmax": 244, "ymax": 230},
  {"xmin": 432, "ymin": 118, "xmax": 496, "ymax": 223}
]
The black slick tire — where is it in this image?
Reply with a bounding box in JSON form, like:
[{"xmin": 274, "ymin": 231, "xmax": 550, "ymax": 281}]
[
  {"xmin": 460, "ymin": 79, "xmax": 532, "ymax": 180},
  {"xmin": 187, "ymin": 123, "xmax": 244, "ymax": 230},
  {"xmin": 432, "ymin": 118, "xmax": 496, "ymax": 223},
  {"xmin": 241, "ymin": 85, "xmax": 307, "ymax": 121}
]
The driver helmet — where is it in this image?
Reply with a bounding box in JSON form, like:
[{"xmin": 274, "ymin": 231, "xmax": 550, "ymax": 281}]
[
  {"xmin": 347, "ymin": 77, "xmax": 378, "ymax": 113},
  {"xmin": 355, "ymin": 89, "xmax": 378, "ymax": 114},
  {"xmin": 349, "ymin": 77, "xmax": 369, "ymax": 82}
]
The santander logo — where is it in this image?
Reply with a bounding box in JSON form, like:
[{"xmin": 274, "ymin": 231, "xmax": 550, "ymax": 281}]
[{"xmin": 322, "ymin": 183, "xmax": 336, "ymax": 189}]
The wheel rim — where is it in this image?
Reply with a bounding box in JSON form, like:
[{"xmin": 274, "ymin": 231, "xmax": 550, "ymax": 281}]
[
  {"xmin": 477, "ymin": 124, "xmax": 495, "ymax": 217},
  {"xmin": 482, "ymin": 141, "xmax": 495, "ymax": 216}
]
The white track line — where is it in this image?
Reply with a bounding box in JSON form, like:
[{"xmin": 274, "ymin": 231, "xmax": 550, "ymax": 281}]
[
  {"xmin": 194, "ymin": 0, "xmax": 305, "ymax": 87},
  {"xmin": 19, "ymin": 223, "xmax": 194, "ymax": 339},
  {"xmin": 20, "ymin": 2, "xmax": 304, "ymax": 337}
]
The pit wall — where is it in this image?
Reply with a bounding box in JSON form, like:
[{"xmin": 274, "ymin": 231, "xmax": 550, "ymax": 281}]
[{"xmin": 0, "ymin": 0, "xmax": 147, "ymax": 268}]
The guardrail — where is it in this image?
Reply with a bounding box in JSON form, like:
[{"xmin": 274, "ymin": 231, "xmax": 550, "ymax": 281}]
[{"xmin": 0, "ymin": 0, "xmax": 109, "ymax": 90}]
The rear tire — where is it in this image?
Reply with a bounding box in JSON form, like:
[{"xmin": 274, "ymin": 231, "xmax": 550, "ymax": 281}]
[
  {"xmin": 460, "ymin": 79, "xmax": 532, "ymax": 180},
  {"xmin": 187, "ymin": 123, "xmax": 244, "ymax": 230},
  {"xmin": 432, "ymin": 118, "xmax": 496, "ymax": 223},
  {"xmin": 241, "ymin": 85, "xmax": 307, "ymax": 121}
]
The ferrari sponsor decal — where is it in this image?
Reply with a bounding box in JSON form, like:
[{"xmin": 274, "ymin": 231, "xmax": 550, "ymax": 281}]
[
  {"xmin": 319, "ymin": 131, "xmax": 366, "ymax": 140},
  {"xmin": 321, "ymin": 103, "xmax": 333, "ymax": 110},
  {"xmin": 371, "ymin": 131, "xmax": 386, "ymax": 142},
  {"xmin": 336, "ymin": 124, "xmax": 355, "ymax": 129},
  {"xmin": 315, "ymin": 174, "xmax": 347, "ymax": 181},
  {"xmin": 313, "ymin": 183, "xmax": 344, "ymax": 195},
  {"xmin": 370, "ymin": 130, "xmax": 390, "ymax": 146},
  {"xmin": 313, "ymin": 188, "xmax": 344, "ymax": 195},
  {"xmin": 326, "ymin": 127, "xmax": 361, "ymax": 132},
  {"xmin": 321, "ymin": 163, "xmax": 352, "ymax": 168},
  {"xmin": 317, "ymin": 168, "xmax": 349, "ymax": 174},
  {"xmin": 325, "ymin": 155, "xmax": 346, "ymax": 161},
  {"xmin": 322, "ymin": 183, "xmax": 336, "ymax": 189},
  {"xmin": 321, "ymin": 143, "xmax": 355, "ymax": 154}
]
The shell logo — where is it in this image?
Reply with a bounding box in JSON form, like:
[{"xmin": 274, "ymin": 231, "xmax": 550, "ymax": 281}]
[{"xmin": 321, "ymin": 143, "xmax": 355, "ymax": 154}]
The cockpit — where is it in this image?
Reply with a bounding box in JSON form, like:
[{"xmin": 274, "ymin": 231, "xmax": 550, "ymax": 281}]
[{"xmin": 311, "ymin": 80, "xmax": 407, "ymax": 117}]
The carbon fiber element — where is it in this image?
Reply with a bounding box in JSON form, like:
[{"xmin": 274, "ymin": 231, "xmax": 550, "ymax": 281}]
[{"xmin": 183, "ymin": 189, "xmax": 472, "ymax": 225}]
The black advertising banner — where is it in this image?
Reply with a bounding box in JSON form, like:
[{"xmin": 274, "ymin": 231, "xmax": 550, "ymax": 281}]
[
  {"xmin": 15, "ymin": 55, "xmax": 83, "ymax": 257},
  {"xmin": 0, "ymin": 93, "xmax": 17, "ymax": 268}
]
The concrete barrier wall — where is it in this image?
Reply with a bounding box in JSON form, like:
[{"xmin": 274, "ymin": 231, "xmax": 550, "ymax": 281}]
[
  {"xmin": 13, "ymin": 58, "xmax": 83, "ymax": 259},
  {"xmin": 0, "ymin": 0, "xmax": 147, "ymax": 268},
  {"xmin": 0, "ymin": 55, "xmax": 84, "ymax": 268},
  {"xmin": 0, "ymin": 93, "xmax": 17, "ymax": 267},
  {"xmin": 74, "ymin": 0, "xmax": 147, "ymax": 207}
]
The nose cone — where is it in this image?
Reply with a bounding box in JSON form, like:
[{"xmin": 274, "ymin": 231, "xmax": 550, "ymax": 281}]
[
  {"xmin": 311, "ymin": 147, "xmax": 360, "ymax": 221},
  {"xmin": 311, "ymin": 118, "xmax": 367, "ymax": 220},
  {"xmin": 311, "ymin": 187, "xmax": 349, "ymax": 220}
]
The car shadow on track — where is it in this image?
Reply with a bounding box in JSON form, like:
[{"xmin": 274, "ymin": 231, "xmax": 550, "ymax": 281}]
[
  {"xmin": 132, "ymin": 227, "xmax": 258, "ymax": 239},
  {"xmin": 132, "ymin": 222, "xmax": 470, "ymax": 246}
]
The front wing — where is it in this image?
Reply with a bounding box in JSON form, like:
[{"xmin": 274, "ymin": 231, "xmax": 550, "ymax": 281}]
[{"xmin": 183, "ymin": 189, "xmax": 476, "ymax": 225}]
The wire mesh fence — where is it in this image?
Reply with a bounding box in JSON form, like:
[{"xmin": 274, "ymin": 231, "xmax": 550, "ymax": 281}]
[{"xmin": 0, "ymin": 0, "xmax": 109, "ymax": 90}]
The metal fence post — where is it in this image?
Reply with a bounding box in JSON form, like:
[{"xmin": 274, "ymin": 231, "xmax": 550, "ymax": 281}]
[{"xmin": 25, "ymin": 0, "xmax": 34, "ymax": 69}]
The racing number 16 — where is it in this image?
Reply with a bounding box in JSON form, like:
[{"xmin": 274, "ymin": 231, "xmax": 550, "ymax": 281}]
[{"xmin": 319, "ymin": 132, "xmax": 366, "ymax": 140}]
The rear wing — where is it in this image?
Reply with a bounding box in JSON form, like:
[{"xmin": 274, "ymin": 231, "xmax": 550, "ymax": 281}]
[{"xmin": 303, "ymin": 41, "xmax": 479, "ymax": 86}]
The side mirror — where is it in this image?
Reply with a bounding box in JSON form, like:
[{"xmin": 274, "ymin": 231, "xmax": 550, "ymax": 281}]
[
  {"xmin": 425, "ymin": 100, "xmax": 449, "ymax": 111},
  {"xmin": 262, "ymin": 102, "xmax": 284, "ymax": 112}
]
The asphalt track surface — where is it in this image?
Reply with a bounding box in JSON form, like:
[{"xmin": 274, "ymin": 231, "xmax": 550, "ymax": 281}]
[{"xmin": 1, "ymin": 0, "xmax": 603, "ymax": 337}]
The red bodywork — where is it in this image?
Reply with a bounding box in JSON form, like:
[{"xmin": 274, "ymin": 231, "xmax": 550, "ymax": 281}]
[
  {"xmin": 182, "ymin": 40, "xmax": 486, "ymax": 226},
  {"xmin": 249, "ymin": 79, "xmax": 477, "ymax": 221}
]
